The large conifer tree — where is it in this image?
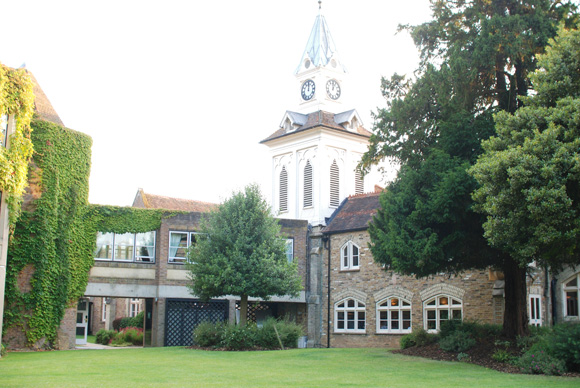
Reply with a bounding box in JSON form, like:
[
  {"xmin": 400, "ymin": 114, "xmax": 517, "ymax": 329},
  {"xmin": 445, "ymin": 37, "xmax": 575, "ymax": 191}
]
[{"xmin": 360, "ymin": 0, "xmax": 577, "ymax": 337}]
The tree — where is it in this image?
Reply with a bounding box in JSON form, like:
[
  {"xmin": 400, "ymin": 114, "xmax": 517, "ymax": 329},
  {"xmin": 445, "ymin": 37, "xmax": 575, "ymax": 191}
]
[
  {"xmin": 470, "ymin": 23, "xmax": 580, "ymax": 273},
  {"xmin": 360, "ymin": 0, "xmax": 577, "ymax": 337},
  {"xmin": 186, "ymin": 184, "xmax": 302, "ymax": 326}
]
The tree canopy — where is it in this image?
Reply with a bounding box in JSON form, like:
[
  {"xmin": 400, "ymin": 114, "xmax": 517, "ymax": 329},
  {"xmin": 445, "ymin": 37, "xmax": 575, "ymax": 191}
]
[
  {"xmin": 361, "ymin": 0, "xmax": 577, "ymax": 337},
  {"xmin": 186, "ymin": 184, "xmax": 301, "ymax": 326},
  {"xmin": 470, "ymin": 23, "xmax": 580, "ymax": 270}
]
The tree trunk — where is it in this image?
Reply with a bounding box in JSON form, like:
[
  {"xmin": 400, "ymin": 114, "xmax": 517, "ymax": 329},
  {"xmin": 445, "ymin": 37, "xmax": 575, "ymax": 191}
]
[
  {"xmin": 239, "ymin": 294, "xmax": 248, "ymax": 327},
  {"xmin": 502, "ymin": 258, "xmax": 529, "ymax": 338}
]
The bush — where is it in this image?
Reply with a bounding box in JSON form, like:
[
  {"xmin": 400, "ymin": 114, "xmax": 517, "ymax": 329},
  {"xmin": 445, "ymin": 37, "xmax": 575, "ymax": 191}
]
[
  {"xmin": 112, "ymin": 318, "xmax": 123, "ymax": 331},
  {"xmin": 111, "ymin": 327, "xmax": 144, "ymax": 346},
  {"xmin": 545, "ymin": 323, "xmax": 580, "ymax": 372},
  {"xmin": 399, "ymin": 334, "xmax": 416, "ymax": 349},
  {"xmin": 118, "ymin": 317, "xmax": 133, "ymax": 330},
  {"xmin": 413, "ymin": 329, "xmax": 437, "ymax": 347},
  {"xmin": 95, "ymin": 329, "xmax": 116, "ymax": 345},
  {"xmin": 256, "ymin": 318, "xmax": 304, "ymax": 349},
  {"xmin": 1, "ymin": 343, "xmax": 6, "ymax": 357},
  {"xmin": 491, "ymin": 349, "xmax": 512, "ymax": 363},
  {"xmin": 440, "ymin": 320, "xmax": 501, "ymax": 340},
  {"xmin": 130, "ymin": 311, "xmax": 145, "ymax": 329},
  {"xmin": 193, "ymin": 321, "xmax": 226, "ymax": 348},
  {"xmin": 517, "ymin": 345, "xmax": 566, "ymax": 376},
  {"xmin": 439, "ymin": 330, "xmax": 476, "ymax": 353},
  {"xmin": 221, "ymin": 323, "xmax": 257, "ymax": 350}
]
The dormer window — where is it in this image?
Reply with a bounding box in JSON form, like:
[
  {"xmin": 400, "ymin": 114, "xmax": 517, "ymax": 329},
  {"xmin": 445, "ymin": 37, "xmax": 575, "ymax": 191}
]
[{"xmin": 349, "ymin": 117, "xmax": 359, "ymax": 131}]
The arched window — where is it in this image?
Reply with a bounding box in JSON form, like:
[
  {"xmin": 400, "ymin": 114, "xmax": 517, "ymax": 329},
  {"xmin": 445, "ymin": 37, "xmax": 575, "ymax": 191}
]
[
  {"xmin": 335, "ymin": 298, "xmax": 366, "ymax": 333},
  {"xmin": 564, "ymin": 273, "xmax": 580, "ymax": 317},
  {"xmin": 377, "ymin": 297, "xmax": 412, "ymax": 333},
  {"xmin": 330, "ymin": 160, "xmax": 339, "ymax": 207},
  {"xmin": 355, "ymin": 169, "xmax": 364, "ymax": 195},
  {"xmin": 424, "ymin": 295, "xmax": 462, "ymax": 332},
  {"xmin": 341, "ymin": 241, "xmax": 360, "ymax": 270},
  {"xmin": 304, "ymin": 161, "xmax": 313, "ymax": 208},
  {"xmin": 279, "ymin": 166, "xmax": 288, "ymax": 212}
]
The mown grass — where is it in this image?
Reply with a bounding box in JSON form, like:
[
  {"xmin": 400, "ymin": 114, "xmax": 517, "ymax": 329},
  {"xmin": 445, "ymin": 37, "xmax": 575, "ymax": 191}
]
[{"xmin": 0, "ymin": 347, "xmax": 577, "ymax": 388}]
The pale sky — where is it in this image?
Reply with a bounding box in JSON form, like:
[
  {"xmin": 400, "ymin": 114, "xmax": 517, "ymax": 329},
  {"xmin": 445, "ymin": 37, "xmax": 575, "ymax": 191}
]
[{"xmin": 2, "ymin": 0, "xmax": 432, "ymax": 206}]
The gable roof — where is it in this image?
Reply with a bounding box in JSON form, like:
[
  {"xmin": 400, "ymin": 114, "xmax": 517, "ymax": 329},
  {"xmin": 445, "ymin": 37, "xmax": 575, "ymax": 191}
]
[
  {"xmin": 260, "ymin": 110, "xmax": 371, "ymax": 144},
  {"xmin": 323, "ymin": 192, "xmax": 381, "ymax": 235},
  {"xmin": 27, "ymin": 70, "xmax": 65, "ymax": 126},
  {"xmin": 132, "ymin": 188, "xmax": 217, "ymax": 212}
]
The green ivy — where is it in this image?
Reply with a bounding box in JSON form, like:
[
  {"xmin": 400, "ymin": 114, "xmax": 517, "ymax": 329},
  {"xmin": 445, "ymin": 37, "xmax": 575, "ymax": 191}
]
[{"xmin": 0, "ymin": 64, "xmax": 35, "ymax": 224}]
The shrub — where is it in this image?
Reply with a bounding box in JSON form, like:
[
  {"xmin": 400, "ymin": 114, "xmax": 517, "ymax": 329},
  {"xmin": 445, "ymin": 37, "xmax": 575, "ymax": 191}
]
[
  {"xmin": 545, "ymin": 323, "xmax": 580, "ymax": 372},
  {"xmin": 457, "ymin": 352, "xmax": 470, "ymax": 362},
  {"xmin": 221, "ymin": 323, "xmax": 257, "ymax": 351},
  {"xmin": 112, "ymin": 318, "xmax": 123, "ymax": 331},
  {"xmin": 517, "ymin": 345, "xmax": 566, "ymax": 376},
  {"xmin": 130, "ymin": 311, "xmax": 145, "ymax": 329},
  {"xmin": 440, "ymin": 320, "xmax": 501, "ymax": 340},
  {"xmin": 274, "ymin": 319, "xmax": 304, "ymax": 348},
  {"xmin": 193, "ymin": 321, "xmax": 226, "ymax": 348},
  {"xmin": 1, "ymin": 343, "xmax": 6, "ymax": 357},
  {"xmin": 257, "ymin": 319, "xmax": 282, "ymax": 349},
  {"xmin": 111, "ymin": 327, "xmax": 144, "ymax": 346},
  {"xmin": 413, "ymin": 329, "xmax": 437, "ymax": 347},
  {"xmin": 119, "ymin": 317, "xmax": 133, "ymax": 330},
  {"xmin": 95, "ymin": 329, "xmax": 116, "ymax": 345},
  {"xmin": 399, "ymin": 334, "xmax": 416, "ymax": 349},
  {"xmin": 439, "ymin": 330, "xmax": 476, "ymax": 353},
  {"xmin": 491, "ymin": 349, "xmax": 512, "ymax": 363}
]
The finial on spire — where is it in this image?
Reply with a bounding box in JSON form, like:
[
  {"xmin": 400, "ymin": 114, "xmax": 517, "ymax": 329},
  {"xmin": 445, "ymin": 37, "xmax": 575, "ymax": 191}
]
[{"xmin": 318, "ymin": 1, "xmax": 322, "ymax": 10}]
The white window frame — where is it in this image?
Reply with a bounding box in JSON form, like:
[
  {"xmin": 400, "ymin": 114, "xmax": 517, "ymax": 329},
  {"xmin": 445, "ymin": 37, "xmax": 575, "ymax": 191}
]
[
  {"xmin": 423, "ymin": 295, "xmax": 463, "ymax": 332},
  {"xmin": 129, "ymin": 298, "xmax": 141, "ymax": 317},
  {"xmin": 101, "ymin": 297, "xmax": 107, "ymax": 322},
  {"xmin": 376, "ymin": 297, "xmax": 412, "ymax": 334},
  {"xmin": 284, "ymin": 238, "xmax": 294, "ymax": 263},
  {"xmin": 168, "ymin": 231, "xmax": 200, "ymax": 264},
  {"xmin": 340, "ymin": 241, "xmax": 360, "ymax": 270},
  {"xmin": 94, "ymin": 231, "xmax": 156, "ymax": 263},
  {"xmin": 563, "ymin": 273, "xmax": 580, "ymax": 318},
  {"xmin": 529, "ymin": 294, "xmax": 542, "ymax": 326},
  {"xmin": 334, "ymin": 298, "xmax": 366, "ymax": 333}
]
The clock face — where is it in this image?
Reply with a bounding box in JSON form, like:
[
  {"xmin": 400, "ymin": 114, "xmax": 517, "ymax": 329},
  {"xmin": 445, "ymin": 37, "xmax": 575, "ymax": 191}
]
[
  {"xmin": 301, "ymin": 79, "xmax": 316, "ymax": 101},
  {"xmin": 326, "ymin": 79, "xmax": 341, "ymax": 100}
]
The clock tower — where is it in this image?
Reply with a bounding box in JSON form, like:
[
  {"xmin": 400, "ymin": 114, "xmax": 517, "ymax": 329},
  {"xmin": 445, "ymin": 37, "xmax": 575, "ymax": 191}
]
[
  {"xmin": 261, "ymin": 3, "xmax": 384, "ymax": 226},
  {"xmin": 295, "ymin": 5, "xmax": 347, "ymax": 114}
]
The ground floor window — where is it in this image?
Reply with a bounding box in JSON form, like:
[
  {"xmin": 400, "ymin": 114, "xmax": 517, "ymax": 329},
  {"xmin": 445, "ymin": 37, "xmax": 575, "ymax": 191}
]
[
  {"xmin": 130, "ymin": 298, "xmax": 141, "ymax": 317},
  {"xmin": 376, "ymin": 297, "xmax": 411, "ymax": 334},
  {"xmin": 564, "ymin": 273, "xmax": 580, "ymax": 317},
  {"xmin": 335, "ymin": 298, "xmax": 365, "ymax": 333},
  {"xmin": 424, "ymin": 295, "xmax": 462, "ymax": 332},
  {"xmin": 101, "ymin": 297, "xmax": 108, "ymax": 322},
  {"xmin": 529, "ymin": 294, "xmax": 542, "ymax": 326}
]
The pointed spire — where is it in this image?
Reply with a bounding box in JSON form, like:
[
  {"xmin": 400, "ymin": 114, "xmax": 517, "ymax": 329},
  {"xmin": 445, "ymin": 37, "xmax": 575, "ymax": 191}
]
[{"xmin": 295, "ymin": 5, "xmax": 346, "ymax": 74}]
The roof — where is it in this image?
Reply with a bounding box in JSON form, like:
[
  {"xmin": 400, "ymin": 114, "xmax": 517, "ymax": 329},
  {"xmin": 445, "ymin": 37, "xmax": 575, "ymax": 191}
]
[
  {"xmin": 260, "ymin": 110, "xmax": 372, "ymax": 144},
  {"xmin": 323, "ymin": 192, "xmax": 381, "ymax": 234},
  {"xmin": 295, "ymin": 11, "xmax": 346, "ymax": 74},
  {"xmin": 132, "ymin": 188, "xmax": 217, "ymax": 212},
  {"xmin": 26, "ymin": 70, "xmax": 65, "ymax": 126}
]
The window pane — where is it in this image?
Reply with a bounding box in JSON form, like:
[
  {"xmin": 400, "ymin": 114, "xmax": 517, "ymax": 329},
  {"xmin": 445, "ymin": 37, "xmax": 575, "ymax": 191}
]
[
  {"xmin": 452, "ymin": 298, "xmax": 461, "ymax": 305},
  {"xmin": 427, "ymin": 300, "xmax": 436, "ymax": 306},
  {"xmin": 337, "ymin": 311, "xmax": 344, "ymax": 320},
  {"xmin": 402, "ymin": 300, "xmax": 410, "ymax": 306},
  {"xmin": 0, "ymin": 114, "xmax": 8, "ymax": 148},
  {"xmin": 114, "ymin": 233, "xmax": 134, "ymax": 261},
  {"xmin": 391, "ymin": 310, "xmax": 399, "ymax": 320},
  {"xmin": 427, "ymin": 310, "xmax": 436, "ymax": 320},
  {"xmin": 439, "ymin": 309, "xmax": 449, "ymax": 321},
  {"xmin": 452, "ymin": 309, "xmax": 462, "ymax": 320},
  {"xmin": 439, "ymin": 297, "xmax": 448, "ymax": 306},
  {"xmin": 337, "ymin": 303, "xmax": 344, "ymax": 308},
  {"xmin": 347, "ymin": 311, "xmax": 355, "ymax": 329},
  {"xmin": 342, "ymin": 247, "xmax": 349, "ymax": 268},
  {"xmin": 352, "ymin": 245, "xmax": 359, "ymax": 267},
  {"xmin": 347, "ymin": 299, "xmax": 355, "ymax": 308},
  {"xmin": 136, "ymin": 232, "xmax": 155, "ymax": 262},
  {"xmin": 95, "ymin": 232, "xmax": 113, "ymax": 259},
  {"xmin": 566, "ymin": 291, "xmax": 579, "ymax": 316},
  {"xmin": 566, "ymin": 277, "xmax": 578, "ymax": 288},
  {"xmin": 169, "ymin": 232, "xmax": 188, "ymax": 263},
  {"xmin": 285, "ymin": 238, "xmax": 293, "ymax": 263},
  {"xmin": 391, "ymin": 298, "xmax": 399, "ymax": 307},
  {"xmin": 358, "ymin": 312, "xmax": 365, "ymax": 329},
  {"xmin": 427, "ymin": 320, "xmax": 436, "ymax": 330}
]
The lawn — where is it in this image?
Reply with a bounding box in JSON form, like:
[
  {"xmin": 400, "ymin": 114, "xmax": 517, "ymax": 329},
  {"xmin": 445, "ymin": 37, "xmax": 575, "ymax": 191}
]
[{"xmin": 0, "ymin": 347, "xmax": 577, "ymax": 388}]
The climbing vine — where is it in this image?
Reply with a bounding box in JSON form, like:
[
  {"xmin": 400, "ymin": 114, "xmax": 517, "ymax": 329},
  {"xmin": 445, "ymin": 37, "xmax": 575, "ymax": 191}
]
[
  {"xmin": 0, "ymin": 63, "xmax": 35, "ymax": 224},
  {"xmin": 4, "ymin": 118, "xmax": 178, "ymax": 346}
]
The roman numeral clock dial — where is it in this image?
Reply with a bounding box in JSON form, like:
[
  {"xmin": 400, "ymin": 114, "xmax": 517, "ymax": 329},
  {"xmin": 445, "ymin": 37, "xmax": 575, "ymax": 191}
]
[{"xmin": 301, "ymin": 79, "xmax": 315, "ymax": 101}]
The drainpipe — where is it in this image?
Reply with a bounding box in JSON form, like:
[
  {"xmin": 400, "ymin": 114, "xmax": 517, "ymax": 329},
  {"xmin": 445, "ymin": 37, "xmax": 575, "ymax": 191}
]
[{"xmin": 323, "ymin": 235, "xmax": 331, "ymax": 348}]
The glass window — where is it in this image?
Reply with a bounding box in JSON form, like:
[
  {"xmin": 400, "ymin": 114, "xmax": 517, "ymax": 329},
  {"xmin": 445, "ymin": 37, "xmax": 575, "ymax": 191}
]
[
  {"xmin": 0, "ymin": 114, "xmax": 8, "ymax": 148},
  {"xmin": 335, "ymin": 298, "xmax": 365, "ymax": 333},
  {"xmin": 285, "ymin": 238, "xmax": 294, "ymax": 263},
  {"xmin": 169, "ymin": 231, "xmax": 200, "ymax": 264},
  {"xmin": 340, "ymin": 241, "xmax": 360, "ymax": 270},
  {"xmin": 529, "ymin": 294, "xmax": 542, "ymax": 326},
  {"xmin": 424, "ymin": 295, "xmax": 462, "ymax": 332},
  {"xmin": 94, "ymin": 232, "xmax": 114, "ymax": 260},
  {"xmin": 564, "ymin": 273, "xmax": 580, "ymax": 317},
  {"xmin": 135, "ymin": 232, "xmax": 155, "ymax": 262},
  {"xmin": 377, "ymin": 297, "xmax": 412, "ymax": 334},
  {"xmin": 114, "ymin": 233, "xmax": 134, "ymax": 261}
]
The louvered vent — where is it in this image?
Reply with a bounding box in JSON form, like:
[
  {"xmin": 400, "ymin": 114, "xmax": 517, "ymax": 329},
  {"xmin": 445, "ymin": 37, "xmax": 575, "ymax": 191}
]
[
  {"xmin": 330, "ymin": 160, "xmax": 339, "ymax": 207},
  {"xmin": 279, "ymin": 166, "xmax": 288, "ymax": 212},
  {"xmin": 355, "ymin": 169, "xmax": 364, "ymax": 195},
  {"xmin": 304, "ymin": 161, "xmax": 313, "ymax": 208}
]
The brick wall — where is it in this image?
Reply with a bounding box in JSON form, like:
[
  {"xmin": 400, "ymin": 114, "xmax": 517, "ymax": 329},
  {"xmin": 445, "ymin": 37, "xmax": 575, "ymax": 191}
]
[{"xmin": 321, "ymin": 231, "xmax": 502, "ymax": 348}]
